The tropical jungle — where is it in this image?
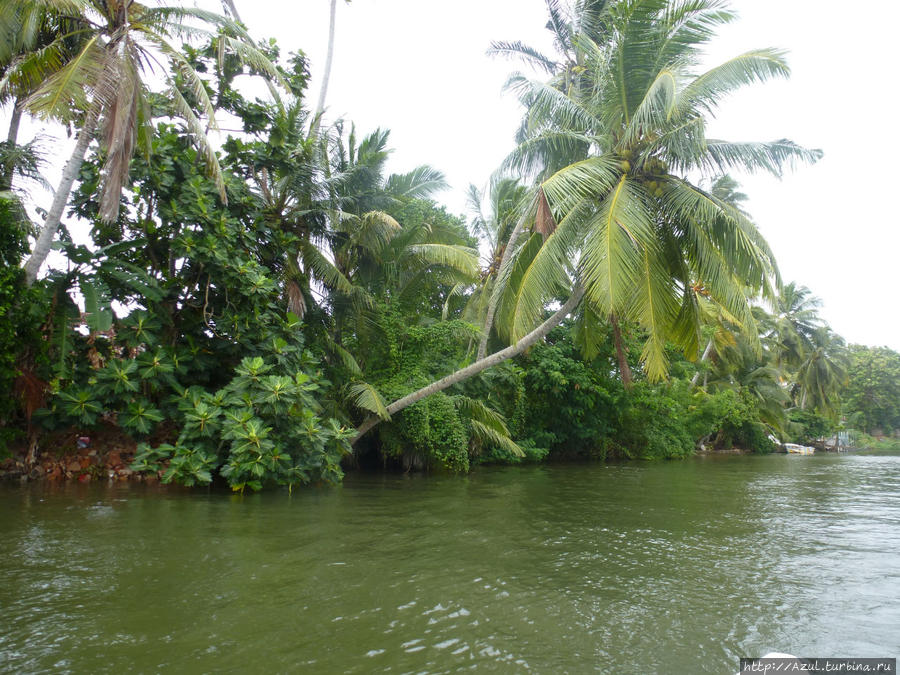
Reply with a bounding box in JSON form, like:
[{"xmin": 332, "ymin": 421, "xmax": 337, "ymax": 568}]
[{"xmin": 2, "ymin": 0, "xmax": 899, "ymax": 492}]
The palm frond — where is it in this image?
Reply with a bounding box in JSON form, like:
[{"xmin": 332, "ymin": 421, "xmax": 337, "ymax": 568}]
[
  {"xmin": 505, "ymin": 200, "xmax": 587, "ymax": 341},
  {"xmin": 621, "ymin": 66, "xmax": 677, "ymax": 148},
  {"xmin": 453, "ymin": 395, "xmax": 524, "ymax": 458},
  {"xmin": 700, "ymin": 139, "xmax": 822, "ymax": 178},
  {"xmin": 677, "ymin": 48, "xmax": 791, "ymax": 116},
  {"xmin": 488, "ymin": 39, "xmax": 559, "ymax": 75},
  {"xmin": 22, "ymin": 34, "xmax": 103, "ymax": 120},
  {"xmin": 580, "ymin": 175, "xmax": 655, "ymax": 315},
  {"xmin": 406, "ymin": 243, "xmax": 480, "ymax": 279},
  {"xmin": 168, "ymin": 82, "xmax": 226, "ymax": 202},
  {"xmin": 151, "ymin": 33, "xmax": 219, "ymax": 130},
  {"xmin": 299, "ymin": 240, "xmax": 354, "ymax": 295},
  {"xmin": 348, "ymin": 382, "xmax": 390, "ymax": 420},
  {"xmin": 505, "ymin": 73, "xmax": 600, "ymax": 133},
  {"xmin": 385, "ymin": 165, "xmax": 448, "ymax": 200}
]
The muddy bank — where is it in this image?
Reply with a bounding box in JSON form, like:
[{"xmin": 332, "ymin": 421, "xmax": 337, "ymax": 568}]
[{"xmin": 1, "ymin": 427, "xmax": 160, "ymax": 483}]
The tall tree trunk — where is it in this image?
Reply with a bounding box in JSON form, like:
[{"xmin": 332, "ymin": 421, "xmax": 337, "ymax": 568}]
[
  {"xmin": 353, "ymin": 285, "xmax": 586, "ymax": 444},
  {"xmin": 311, "ymin": 0, "xmax": 338, "ymax": 135},
  {"xmin": 2, "ymin": 100, "xmax": 23, "ymax": 190},
  {"xmin": 610, "ymin": 313, "xmax": 633, "ymax": 389},
  {"xmin": 23, "ymin": 104, "xmax": 100, "ymax": 285},
  {"xmin": 690, "ymin": 338, "xmax": 715, "ymax": 387},
  {"xmin": 220, "ymin": 0, "xmax": 241, "ymax": 20},
  {"xmin": 475, "ymin": 202, "xmax": 534, "ymax": 361}
]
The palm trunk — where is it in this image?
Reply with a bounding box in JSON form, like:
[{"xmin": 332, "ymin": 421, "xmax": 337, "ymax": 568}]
[
  {"xmin": 353, "ymin": 285, "xmax": 585, "ymax": 444},
  {"xmin": 311, "ymin": 0, "xmax": 338, "ymax": 135},
  {"xmin": 611, "ymin": 314, "xmax": 633, "ymax": 389},
  {"xmin": 475, "ymin": 206, "xmax": 532, "ymax": 361},
  {"xmin": 690, "ymin": 338, "xmax": 715, "ymax": 386},
  {"xmin": 23, "ymin": 105, "xmax": 100, "ymax": 285},
  {"xmin": 800, "ymin": 389, "xmax": 807, "ymax": 410},
  {"xmin": 2, "ymin": 100, "xmax": 23, "ymax": 190},
  {"xmin": 221, "ymin": 0, "xmax": 241, "ymax": 20}
]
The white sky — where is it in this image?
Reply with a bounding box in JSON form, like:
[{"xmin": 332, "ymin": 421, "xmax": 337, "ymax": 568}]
[
  {"xmin": 8, "ymin": 0, "xmax": 900, "ymax": 351},
  {"xmin": 238, "ymin": 0, "xmax": 900, "ymax": 351}
]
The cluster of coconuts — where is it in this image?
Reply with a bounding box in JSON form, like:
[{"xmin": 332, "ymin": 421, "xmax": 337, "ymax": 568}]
[{"xmin": 617, "ymin": 149, "xmax": 668, "ymax": 197}]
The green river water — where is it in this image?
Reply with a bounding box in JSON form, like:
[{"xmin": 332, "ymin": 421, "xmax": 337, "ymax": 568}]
[{"xmin": 2, "ymin": 452, "xmax": 899, "ymax": 673}]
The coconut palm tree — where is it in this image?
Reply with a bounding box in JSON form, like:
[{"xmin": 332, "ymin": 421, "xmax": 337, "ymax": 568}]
[
  {"xmin": 462, "ymin": 177, "xmax": 527, "ymax": 331},
  {"xmin": 765, "ymin": 281, "xmax": 823, "ymax": 370},
  {"xmin": 476, "ymin": 0, "xmax": 612, "ymax": 360},
  {"xmin": 353, "ymin": 0, "xmax": 820, "ymax": 442},
  {"xmin": 0, "ymin": 4, "xmax": 85, "ymax": 190},
  {"xmin": 493, "ymin": 0, "xmax": 820, "ymax": 383},
  {"xmin": 794, "ymin": 326, "xmax": 847, "ymax": 415},
  {"xmin": 1, "ymin": 0, "xmax": 282, "ymax": 284},
  {"xmin": 325, "ymin": 125, "xmax": 477, "ymax": 319},
  {"xmin": 490, "ymin": 0, "xmax": 611, "ymax": 97}
]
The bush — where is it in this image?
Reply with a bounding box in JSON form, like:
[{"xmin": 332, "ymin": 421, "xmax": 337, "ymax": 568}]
[
  {"xmin": 514, "ymin": 327, "xmax": 620, "ymax": 458},
  {"xmin": 378, "ymin": 391, "xmax": 470, "ymax": 472},
  {"xmin": 789, "ymin": 409, "xmax": 834, "ymax": 445},
  {"xmin": 131, "ymin": 355, "xmax": 353, "ymax": 491}
]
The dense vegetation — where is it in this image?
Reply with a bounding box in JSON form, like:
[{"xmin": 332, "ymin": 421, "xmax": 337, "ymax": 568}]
[{"xmin": 2, "ymin": 0, "xmax": 897, "ymax": 490}]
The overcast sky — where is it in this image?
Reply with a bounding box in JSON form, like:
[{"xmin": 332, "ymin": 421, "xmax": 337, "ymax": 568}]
[
  {"xmin": 11, "ymin": 0, "xmax": 900, "ymax": 351},
  {"xmin": 233, "ymin": 0, "xmax": 899, "ymax": 351}
]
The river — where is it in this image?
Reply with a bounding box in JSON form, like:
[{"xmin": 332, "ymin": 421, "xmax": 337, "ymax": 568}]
[{"xmin": 2, "ymin": 452, "xmax": 898, "ymax": 673}]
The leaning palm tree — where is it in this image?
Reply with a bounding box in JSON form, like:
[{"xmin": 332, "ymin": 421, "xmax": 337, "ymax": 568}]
[
  {"xmin": 476, "ymin": 0, "xmax": 612, "ymax": 360},
  {"xmin": 0, "ymin": 4, "xmax": 86, "ymax": 190},
  {"xmin": 1, "ymin": 0, "xmax": 282, "ymax": 284},
  {"xmin": 353, "ymin": 0, "xmax": 820, "ymax": 442},
  {"xmin": 492, "ymin": 0, "xmax": 821, "ymax": 383}
]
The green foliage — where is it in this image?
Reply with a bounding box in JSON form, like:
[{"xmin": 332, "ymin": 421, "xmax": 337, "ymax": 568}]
[
  {"xmin": 617, "ymin": 382, "xmax": 696, "ymax": 459},
  {"xmin": 618, "ymin": 383, "xmax": 774, "ymax": 458},
  {"xmin": 0, "ymin": 195, "xmax": 31, "ymax": 427},
  {"xmin": 843, "ymin": 345, "xmax": 900, "ymax": 434},
  {"xmin": 1, "ymin": 20, "xmax": 876, "ymax": 488},
  {"xmin": 378, "ymin": 391, "xmax": 469, "ymax": 472},
  {"xmin": 478, "ymin": 438, "xmax": 549, "ymax": 465},
  {"xmin": 514, "ymin": 324, "xmax": 620, "ymax": 458},
  {"xmin": 789, "ymin": 409, "xmax": 834, "ymax": 445},
  {"xmin": 0, "ymin": 192, "xmax": 48, "ymax": 449},
  {"xmin": 131, "ymin": 355, "xmax": 353, "ymax": 491}
]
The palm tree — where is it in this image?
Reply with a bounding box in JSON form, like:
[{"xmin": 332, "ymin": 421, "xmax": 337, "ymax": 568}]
[
  {"xmin": 325, "ymin": 125, "xmax": 478, "ymax": 330},
  {"xmin": 1, "ymin": 0, "xmax": 282, "ymax": 285},
  {"xmin": 476, "ymin": 0, "xmax": 611, "ymax": 360},
  {"xmin": 490, "ymin": 0, "xmax": 611, "ymax": 98},
  {"xmin": 463, "ymin": 177, "xmax": 527, "ymax": 331},
  {"xmin": 0, "ymin": 4, "xmax": 84, "ymax": 190},
  {"xmin": 794, "ymin": 326, "xmax": 847, "ymax": 415},
  {"xmin": 353, "ymin": 0, "xmax": 820, "ymax": 442},
  {"xmin": 704, "ymin": 314, "xmax": 791, "ymax": 433},
  {"xmin": 492, "ymin": 0, "xmax": 820, "ymax": 383},
  {"xmin": 765, "ymin": 281, "xmax": 823, "ymax": 370}
]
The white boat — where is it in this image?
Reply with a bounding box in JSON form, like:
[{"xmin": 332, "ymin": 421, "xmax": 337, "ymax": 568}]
[{"xmin": 784, "ymin": 443, "xmax": 815, "ymax": 455}]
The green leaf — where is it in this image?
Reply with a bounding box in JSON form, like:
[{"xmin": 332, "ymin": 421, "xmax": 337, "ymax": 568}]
[{"xmin": 348, "ymin": 382, "xmax": 390, "ymax": 421}]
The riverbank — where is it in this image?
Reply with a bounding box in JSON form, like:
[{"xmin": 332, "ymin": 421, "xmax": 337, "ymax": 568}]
[
  {"xmin": 5, "ymin": 427, "xmax": 897, "ymax": 485},
  {"xmin": 0, "ymin": 427, "xmax": 146, "ymax": 484}
]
